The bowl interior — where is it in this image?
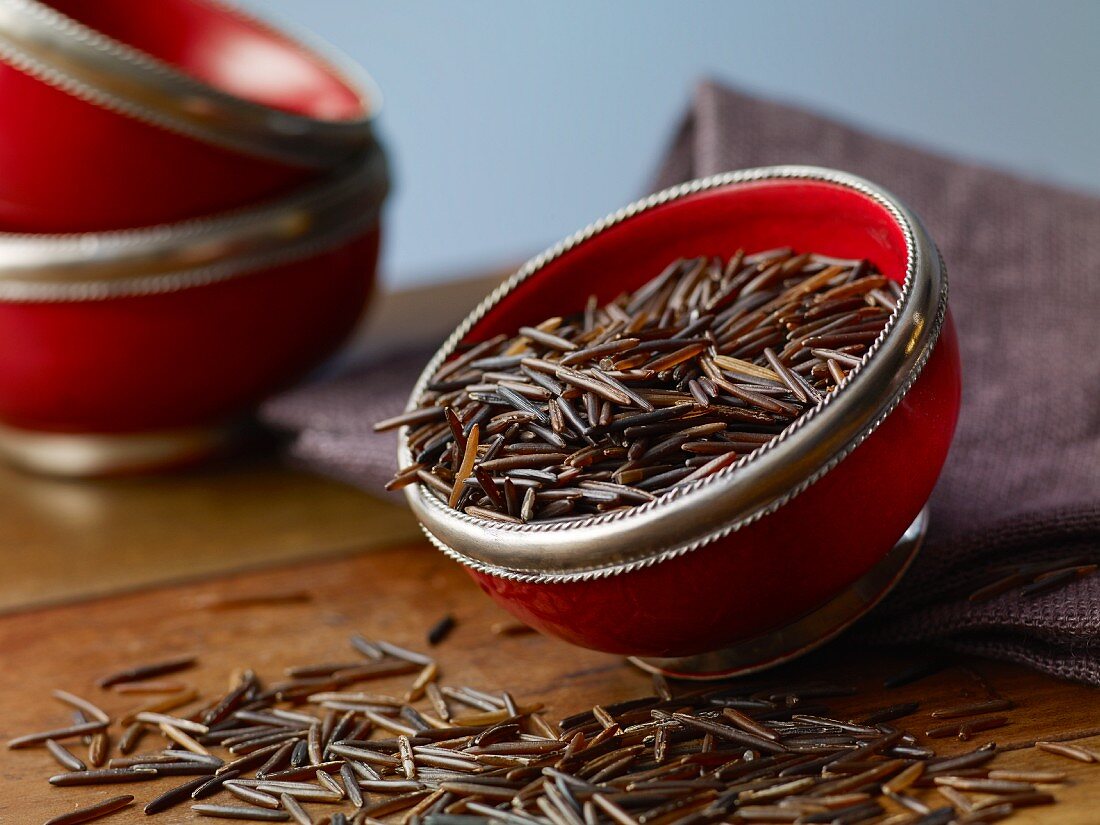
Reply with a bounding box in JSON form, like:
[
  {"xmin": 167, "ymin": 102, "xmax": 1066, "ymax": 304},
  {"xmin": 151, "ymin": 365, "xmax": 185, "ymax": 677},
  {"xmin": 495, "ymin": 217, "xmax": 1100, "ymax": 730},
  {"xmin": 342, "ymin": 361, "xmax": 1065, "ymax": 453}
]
[
  {"xmin": 46, "ymin": 0, "xmax": 365, "ymax": 121},
  {"xmin": 459, "ymin": 179, "xmax": 909, "ymax": 348},
  {"xmin": 407, "ymin": 170, "xmax": 956, "ymax": 593}
]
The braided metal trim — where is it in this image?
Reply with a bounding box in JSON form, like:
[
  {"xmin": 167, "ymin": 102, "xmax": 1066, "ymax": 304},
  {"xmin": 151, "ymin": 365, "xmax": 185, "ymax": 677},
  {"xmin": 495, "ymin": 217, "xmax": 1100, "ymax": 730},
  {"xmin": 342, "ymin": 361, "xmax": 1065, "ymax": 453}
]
[
  {"xmin": 0, "ymin": 149, "xmax": 389, "ymax": 302},
  {"xmin": 402, "ymin": 166, "xmax": 948, "ymax": 583},
  {"xmin": 0, "ymin": 0, "xmax": 376, "ymax": 167},
  {"xmin": 0, "ymin": 203, "xmax": 382, "ymax": 302}
]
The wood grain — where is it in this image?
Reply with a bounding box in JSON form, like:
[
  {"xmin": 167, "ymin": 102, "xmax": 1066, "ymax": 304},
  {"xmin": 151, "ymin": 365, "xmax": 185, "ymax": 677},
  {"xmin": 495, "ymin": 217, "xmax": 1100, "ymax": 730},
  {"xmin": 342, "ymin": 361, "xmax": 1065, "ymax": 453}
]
[
  {"xmin": 1, "ymin": 542, "xmax": 1098, "ymax": 822},
  {"xmin": 0, "ymin": 454, "xmax": 421, "ymax": 612}
]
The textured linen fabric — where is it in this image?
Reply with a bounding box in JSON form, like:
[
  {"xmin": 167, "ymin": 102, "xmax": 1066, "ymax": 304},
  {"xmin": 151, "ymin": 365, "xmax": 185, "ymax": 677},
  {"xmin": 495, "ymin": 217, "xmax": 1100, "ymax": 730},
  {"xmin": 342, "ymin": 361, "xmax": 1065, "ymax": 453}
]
[
  {"xmin": 265, "ymin": 348, "xmax": 435, "ymax": 491},
  {"xmin": 264, "ymin": 81, "xmax": 1100, "ymax": 684}
]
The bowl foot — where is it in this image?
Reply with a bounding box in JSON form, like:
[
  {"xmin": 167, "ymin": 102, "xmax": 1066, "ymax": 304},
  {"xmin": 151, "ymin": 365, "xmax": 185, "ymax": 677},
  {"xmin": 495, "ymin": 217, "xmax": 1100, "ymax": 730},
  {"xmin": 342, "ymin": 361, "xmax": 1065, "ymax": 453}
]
[
  {"xmin": 629, "ymin": 507, "xmax": 928, "ymax": 681},
  {"xmin": 0, "ymin": 420, "xmax": 250, "ymax": 477}
]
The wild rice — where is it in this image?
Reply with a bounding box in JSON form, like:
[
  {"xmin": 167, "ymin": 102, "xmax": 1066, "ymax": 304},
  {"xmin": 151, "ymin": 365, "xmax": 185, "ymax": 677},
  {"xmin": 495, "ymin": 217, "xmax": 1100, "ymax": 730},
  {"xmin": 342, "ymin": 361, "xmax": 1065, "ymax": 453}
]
[
  {"xmin": 380, "ymin": 252, "xmax": 895, "ymax": 520},
  {"xmin": 11, "ymin": 634, "xmax": 1080, "ymax": 823}
]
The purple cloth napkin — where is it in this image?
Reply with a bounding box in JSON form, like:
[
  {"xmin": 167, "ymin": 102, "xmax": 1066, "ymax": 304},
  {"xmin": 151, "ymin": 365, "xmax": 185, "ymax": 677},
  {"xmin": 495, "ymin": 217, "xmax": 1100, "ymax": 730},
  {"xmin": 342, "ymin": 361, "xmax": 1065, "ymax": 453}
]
[{"xmin": 264, "ymin": 81, "xmax": 1100, "ymax": 684}]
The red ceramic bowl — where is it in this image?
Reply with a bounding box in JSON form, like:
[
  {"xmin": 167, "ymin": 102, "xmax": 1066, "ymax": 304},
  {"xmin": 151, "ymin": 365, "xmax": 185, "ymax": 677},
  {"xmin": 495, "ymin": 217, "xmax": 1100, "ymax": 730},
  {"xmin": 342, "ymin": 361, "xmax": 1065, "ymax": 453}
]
[
  {"xmin": 0, "ymin": 145, "xmax": 388, "ymax": 477},
  {"xmin": 0, "ymin": 0, "xmax": 377, "ymax": 231},
  {"xmin": 403, "ymin": 166, "xmax": 961, "ymax": 679}
]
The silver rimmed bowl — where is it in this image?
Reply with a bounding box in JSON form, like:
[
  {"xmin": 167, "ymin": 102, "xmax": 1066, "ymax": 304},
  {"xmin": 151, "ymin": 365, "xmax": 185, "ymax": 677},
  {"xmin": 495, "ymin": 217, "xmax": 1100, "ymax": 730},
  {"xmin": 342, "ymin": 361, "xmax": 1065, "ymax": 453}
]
[
  {"xmin": 0, "ymin": 143, "xmax": 389, "ymax": 477},
  {"xmin": 399, "ymin": 166, "xmax": 962, "ymax": 678},
  {"xmin": 0, "ymin": 0, "xmax": 380, "ymax": 230}
]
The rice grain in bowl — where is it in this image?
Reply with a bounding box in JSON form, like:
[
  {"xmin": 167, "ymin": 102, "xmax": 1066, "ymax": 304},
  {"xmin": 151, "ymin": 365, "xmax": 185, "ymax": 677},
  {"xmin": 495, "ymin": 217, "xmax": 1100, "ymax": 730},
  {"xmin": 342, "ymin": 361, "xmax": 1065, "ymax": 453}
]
[{"xmin": 396, "ymin": 166, "xmax": 961, "ymax": 679}]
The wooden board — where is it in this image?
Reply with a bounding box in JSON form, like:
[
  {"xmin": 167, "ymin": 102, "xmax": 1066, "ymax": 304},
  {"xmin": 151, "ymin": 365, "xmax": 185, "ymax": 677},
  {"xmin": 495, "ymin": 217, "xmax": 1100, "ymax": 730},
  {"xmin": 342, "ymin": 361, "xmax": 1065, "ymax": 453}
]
[
  {"xmin": 0, "ymin": 454, "xmax": 421, "ymax": 612},
  {"xmin": 1, "ymin": 542, "xmax": 1098, "ymax": 822}
]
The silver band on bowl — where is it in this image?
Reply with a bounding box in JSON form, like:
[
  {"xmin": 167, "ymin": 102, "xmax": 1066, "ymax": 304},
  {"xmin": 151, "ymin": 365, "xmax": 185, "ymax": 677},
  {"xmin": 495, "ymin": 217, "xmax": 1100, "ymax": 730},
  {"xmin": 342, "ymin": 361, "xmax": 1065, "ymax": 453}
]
[
  {"xmin": 402, "ymin": 166, "xmax": 948, "ymax": 583},
  {"xmin": 0, "ymin": 0, "xmax": 378, "ymax": 167},
  {"xmin": 0, "ymin": 142, "xmax": 389, "ymax": 302}
]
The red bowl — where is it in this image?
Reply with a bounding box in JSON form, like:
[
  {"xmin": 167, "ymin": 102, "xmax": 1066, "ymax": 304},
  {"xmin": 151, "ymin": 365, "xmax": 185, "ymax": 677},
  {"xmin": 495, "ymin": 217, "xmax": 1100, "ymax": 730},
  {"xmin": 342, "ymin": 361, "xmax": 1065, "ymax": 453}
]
[
  {"xmin": 0, "ymin": 147, "xmax": 388, "ymax": 477},
  {"xmin": 0, "ymin": 0, "xmax": 377, "ymax": 231},
  {"xmin": 403, "ymin": 166, "xmax": 962, "ymax": 679}
]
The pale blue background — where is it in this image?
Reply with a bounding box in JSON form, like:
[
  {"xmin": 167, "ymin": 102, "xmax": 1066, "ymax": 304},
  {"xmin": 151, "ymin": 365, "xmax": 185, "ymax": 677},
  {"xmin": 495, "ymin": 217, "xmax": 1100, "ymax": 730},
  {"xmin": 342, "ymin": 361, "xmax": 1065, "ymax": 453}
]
[{"xmin": 260, "ymin": 1, "xmax": 1100, "ymax": 287}]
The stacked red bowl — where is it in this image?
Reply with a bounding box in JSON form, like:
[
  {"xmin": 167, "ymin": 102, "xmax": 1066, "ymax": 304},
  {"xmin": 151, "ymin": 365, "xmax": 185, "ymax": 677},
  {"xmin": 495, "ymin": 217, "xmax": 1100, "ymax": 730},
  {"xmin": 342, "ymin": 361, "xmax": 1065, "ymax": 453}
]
[{"xmin": 0, "ymin": 0, "xmax": 388, "ymax": 475}]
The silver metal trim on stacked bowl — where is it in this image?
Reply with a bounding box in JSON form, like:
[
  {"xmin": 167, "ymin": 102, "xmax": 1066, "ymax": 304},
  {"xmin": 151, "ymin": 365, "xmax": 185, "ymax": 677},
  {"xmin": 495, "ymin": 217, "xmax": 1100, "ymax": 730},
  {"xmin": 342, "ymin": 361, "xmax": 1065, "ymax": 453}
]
[
  {"xmin": 0, "ymin": 138, "xmax": 389, "ymax": 475},
  {"xmin": 0, "ymin": 141, "xmax": 389, "ymax": 302},
  {"xmin": 0, "ymin": 0, "xmax": 378, "ymax": 167},
  {"xmin": 0, "ymin": 2, "xmax": 389, "ymax": 475},
  {"xmin": 401, "ymin": 166, "xmax": 949, "ymax": 676}
]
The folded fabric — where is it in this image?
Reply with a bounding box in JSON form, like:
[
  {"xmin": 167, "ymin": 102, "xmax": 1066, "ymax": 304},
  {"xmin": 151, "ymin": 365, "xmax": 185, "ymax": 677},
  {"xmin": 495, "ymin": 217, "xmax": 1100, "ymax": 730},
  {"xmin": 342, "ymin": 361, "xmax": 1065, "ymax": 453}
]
[
  {"xmin": 264, "ymin": 80, "xmax": 1100, "ymax": 684},
  {"xmin": 265, "ymin": 348, "xmax": 434, "ymax": 491}
]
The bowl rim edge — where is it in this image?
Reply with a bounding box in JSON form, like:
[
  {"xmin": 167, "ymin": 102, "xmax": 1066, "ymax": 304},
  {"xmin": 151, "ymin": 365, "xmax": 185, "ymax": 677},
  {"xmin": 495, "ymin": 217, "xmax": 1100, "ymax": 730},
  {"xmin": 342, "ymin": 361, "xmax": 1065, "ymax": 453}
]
[
  {"xmin": 0, "ymin": 0, "xmax": 380, "ymax": 167},
  {"xmin": 402, "ymin": 165, "xmax": 949, "ymax": 583}
]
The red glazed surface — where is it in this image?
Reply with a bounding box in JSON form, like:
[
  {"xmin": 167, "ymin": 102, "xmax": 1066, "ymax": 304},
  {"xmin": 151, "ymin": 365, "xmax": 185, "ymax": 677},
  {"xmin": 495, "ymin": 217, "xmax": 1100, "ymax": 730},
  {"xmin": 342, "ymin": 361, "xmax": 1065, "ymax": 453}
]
[
  {"xmin": 47, "ymin": 0, "xmax": 363, "ymax": 120},
  {"xmin": 0, "ymin": 0, "xmax": 368, "ymax": 231},
  {"xmin": 0, "ymin": 228, "xmax": 379, "ymax": 434},
  {"xmin": 453, "ymin": 179, "xmax": 961, "ymax": 657}
]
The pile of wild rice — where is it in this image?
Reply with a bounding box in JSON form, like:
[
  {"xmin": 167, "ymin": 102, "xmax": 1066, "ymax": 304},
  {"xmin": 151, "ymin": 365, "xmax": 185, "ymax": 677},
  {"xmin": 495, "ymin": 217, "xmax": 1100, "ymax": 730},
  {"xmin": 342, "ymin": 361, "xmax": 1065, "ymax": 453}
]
[
  {"xmin": 11, "ymin": 634, "xmax": 1089, "ymax": 824},
  {"xmin": 376, "ymin": 250, "xmax": 899, "ymax": 522}
]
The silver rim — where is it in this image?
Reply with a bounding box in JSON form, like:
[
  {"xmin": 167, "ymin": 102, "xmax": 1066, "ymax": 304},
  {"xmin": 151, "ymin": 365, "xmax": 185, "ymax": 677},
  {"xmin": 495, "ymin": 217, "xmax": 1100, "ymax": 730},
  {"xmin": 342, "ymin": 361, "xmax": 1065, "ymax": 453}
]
[
  {"xmin": 0, "ymin": 0, "xmax": 378, "ymax": 167},
  {"xmin": 0, "ymin": 144, "xmax": 388, "ymax": 302},
  {"xmin": 403, "ymin": 166, "xmax": 948, "ymax": 583}
]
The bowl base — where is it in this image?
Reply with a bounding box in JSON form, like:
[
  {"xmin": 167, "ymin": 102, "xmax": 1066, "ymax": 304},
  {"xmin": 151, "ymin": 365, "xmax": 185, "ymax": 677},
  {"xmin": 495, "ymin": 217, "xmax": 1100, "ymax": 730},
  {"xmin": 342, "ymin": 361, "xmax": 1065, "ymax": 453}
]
[
  {"xmin": 628, "ymin": 506, "xmax": 928, "ymax": 681},
  {"xmin": 0, "ymin": 420, "xmax": 249, "ymax": 477}
]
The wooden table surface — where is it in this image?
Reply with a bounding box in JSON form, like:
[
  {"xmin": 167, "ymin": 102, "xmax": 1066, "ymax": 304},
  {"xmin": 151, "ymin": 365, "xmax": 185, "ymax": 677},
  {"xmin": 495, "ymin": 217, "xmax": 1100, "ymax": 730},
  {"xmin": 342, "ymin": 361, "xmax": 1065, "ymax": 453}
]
[
  {"xmin": 1, "ymin": 502, "xmax": 1099, "ymax": 822},
  {"xmin": 0, "ymin": 256, "xmax": 1096, "ymax": 824},
  {"xmin": 0, "ymin": 452, "xmax": 422, "ymax": 612}
]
